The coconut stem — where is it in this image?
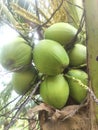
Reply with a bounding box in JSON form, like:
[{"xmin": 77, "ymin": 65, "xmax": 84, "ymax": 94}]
[{"xmin": 65, "ymin": 74, "xmax": 98, "ymax": 105}]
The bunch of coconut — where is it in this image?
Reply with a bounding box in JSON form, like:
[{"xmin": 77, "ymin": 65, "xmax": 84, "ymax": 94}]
[
  {"xmin": 0, "ymin": 36, "xmax": 38, "ymax": 95},
  {"xmin": 32, "ymin": 22, "xmax": 88, "ymax": 109},
  {"xmin": 0, "ymin": 22, "xmax": 88, "ymax": 109}
]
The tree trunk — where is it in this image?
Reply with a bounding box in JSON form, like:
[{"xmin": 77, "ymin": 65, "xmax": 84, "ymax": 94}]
[
  {"xmin": 39, "ymin": 107, "xmax": 90, "ymax": 130},
  {"xmin": 83, "ymin": 0, "xmax": 98, "ymax": 129}
]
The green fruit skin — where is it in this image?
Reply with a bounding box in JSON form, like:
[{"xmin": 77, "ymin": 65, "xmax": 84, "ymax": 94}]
[
  {"xmin": 68, "ymin": 44, "xmax": 86, "ymax": 67},
  {"xmin": 44, "ymin": 22, "xmax": 77, "ymax": 47},
  {"xmin": 0, "ymin": 36, "xmax": 32, "ymax": 71},
  {"xmin": 12, "ymin": 66, "xmax": 38, "ymax": 95},
  {"xmin": 33, "ymin": 39, "xmax": 69, "ymax": 75},
  {"xmin": 40, "ymin": 74, "xmax": 69, "ymax": 109},
  {"xmin": 67, "ymin": 69, "xmax": 88, "ymax": 103}
]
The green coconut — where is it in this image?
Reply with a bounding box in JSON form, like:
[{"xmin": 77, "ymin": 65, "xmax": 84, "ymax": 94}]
[
  {"xmin": 40, "ymin": 74, "xmax": 69, "ymax": 109},
  {"xmin": 0, "ymin": 36, "xmax": 32, "ymax": 71},
  {"xmin": 12, "ymin": 66, "xmax": 38, "ymax": 95},
  {"xmin": 33, "ymin": 39, "xmax": 69, "ymax": 75},
  {"xmin": 66, "ymin": 69, "xmax": 88, "ymax": 103},
  {"xmin": 44, "ymin": 22, "xmax": 77, "ymax": 47},
  {"xmin": 68, "ymin": 43, "xmax": 86, "ymax": 67}
]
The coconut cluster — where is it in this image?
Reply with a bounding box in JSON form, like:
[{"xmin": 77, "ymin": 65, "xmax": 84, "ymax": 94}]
[
  {"xmin": 0, "ymin": 22, "xmax": 88, "ymax": 109},
  {"xmin": 0, "ymin": 36, "xmax": 38, "ymax": 95},
  {"xmin": 33, "ymin": 22, "xmax": 88, "ymax": 109}
]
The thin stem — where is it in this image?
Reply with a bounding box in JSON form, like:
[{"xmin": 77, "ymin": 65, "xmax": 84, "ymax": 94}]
[
  {"xmin": 38, "ymin": 0, "xmax": 64, "ymax": 29},
  {"xmin": 0, "ymin": 96, "xmax": 20, "ymax": 112},
  {"xmin": 4, "ymin": 81, "xmax": 41, "ymax": 130},
  {"xmin": 66, "ymin": 11, "xmax": 85, "ymax": 50},
  {"xmin": 65, "ymin": 74, "xmax": 98, "ymax": 104}
]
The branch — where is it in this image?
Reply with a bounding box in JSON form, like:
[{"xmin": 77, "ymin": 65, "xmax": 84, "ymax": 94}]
[
  {"xmin": 38, "ymin": 0, "xmax": 64, "ymax": 29},
  {"xmin": 4, "ymin": 81, "xmax": 41, "ymax": 130},
  {"xmin": 66, "ymin": 11, "xmax": 85, "ymax": 50},
  {"xmin": 0, "ymin": 96, "xmax": 19, "ymax": 112},
  {"xmin": 35, "ymin": 0, "xmax": 40, "ymax": 21}
]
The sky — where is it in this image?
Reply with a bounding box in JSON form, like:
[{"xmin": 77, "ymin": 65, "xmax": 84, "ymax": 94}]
[{"xmin": 0, "ymin": 24, "xmax": 18, "ymax": 47}]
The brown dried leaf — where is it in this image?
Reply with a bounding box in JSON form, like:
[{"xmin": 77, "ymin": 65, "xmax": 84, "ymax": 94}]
[
  {"xmin": 28, "ymin": 102, "xmax": 87, "ymax": 120},
  {"xmin": 51, "ymin": 105, "xmax": 79, "ymax": 120},
  {"xmin": 10, "ymin": 3, "xmax": 40, "ymax": 25},
  {"xmin": 60, "ymin": 105, "xmax": 80, "ymax": 119},
  {"xmin": 27, "ymin": 103, "xmax": 55, "ymax": 119}
]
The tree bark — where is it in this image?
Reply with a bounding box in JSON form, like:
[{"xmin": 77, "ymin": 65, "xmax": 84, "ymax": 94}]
[
  {"xmin": 83, "ymin": 0, "xmax": 98, "ymax": 129},
  {"xmin": 39, "ymin": 106, "xmax": 90, "ymax": 130}
]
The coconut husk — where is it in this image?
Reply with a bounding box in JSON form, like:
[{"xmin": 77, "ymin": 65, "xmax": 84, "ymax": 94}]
[
  {"xmin": 28, "ymin": 102, "xmax": 90, "ymax": 130},
  {"xmin": 39, "ymin": 111, "xmax": 90, "ymax": 130},
  {"xmin": 39, "ymin": 104, "xmax": 90, "ymax": 130}
]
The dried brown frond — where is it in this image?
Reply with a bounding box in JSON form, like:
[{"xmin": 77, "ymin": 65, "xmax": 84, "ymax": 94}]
[
  {"xmin": 10, "ymin": 0, "xmax": 68, "ymax": 29},
  {"xmin": 48, "ymin": 0, "xmax": 67, "ymax": 23},
  {"xmin": 10, "ymin": 2, "xmax": 41, "ymax": 25}
]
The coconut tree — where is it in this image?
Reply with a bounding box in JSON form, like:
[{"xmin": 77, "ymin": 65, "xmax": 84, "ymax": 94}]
[{"xmin": 0, "ymin": 0, "xmax": 98, "ymax": 130}]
